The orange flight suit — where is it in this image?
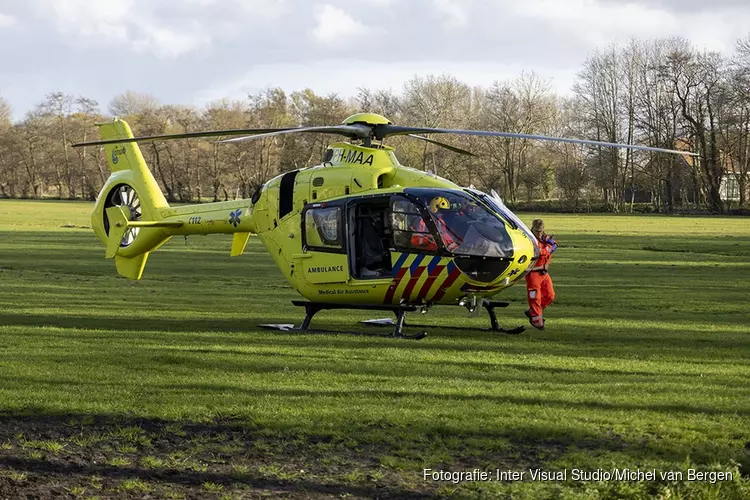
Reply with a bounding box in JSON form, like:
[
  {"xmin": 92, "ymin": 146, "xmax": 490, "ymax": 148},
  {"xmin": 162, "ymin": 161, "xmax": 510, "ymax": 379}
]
[
  {"xmin": 411, "ymin": 217, "xmax": 457, "ymax": 251},
  {"xmin": 525, "ymin": 236, "xmax": 557, "ymax": 329}
]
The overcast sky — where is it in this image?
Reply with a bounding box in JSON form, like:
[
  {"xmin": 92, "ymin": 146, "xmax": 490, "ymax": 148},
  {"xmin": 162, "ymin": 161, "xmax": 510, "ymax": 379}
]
[{"xmin": 1, "ymin": 0, "xmax": 748, "ymax": 120}]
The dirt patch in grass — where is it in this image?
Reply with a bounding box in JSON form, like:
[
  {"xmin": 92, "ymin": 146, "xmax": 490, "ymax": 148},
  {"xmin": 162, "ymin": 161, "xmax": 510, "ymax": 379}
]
[{"xmin": 0, "ymin": 414, "xmax": 563, "ymax": 499}]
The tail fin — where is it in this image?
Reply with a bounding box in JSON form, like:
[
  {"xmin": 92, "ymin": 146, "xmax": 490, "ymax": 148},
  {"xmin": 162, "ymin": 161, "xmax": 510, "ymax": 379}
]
[
  {"xmin": 91, "ymin": 119, "xmax": 172, "ymax": 279},
  {"xmin": 98, "ymin": 120, "xmax": 169, "ymax": 214}
]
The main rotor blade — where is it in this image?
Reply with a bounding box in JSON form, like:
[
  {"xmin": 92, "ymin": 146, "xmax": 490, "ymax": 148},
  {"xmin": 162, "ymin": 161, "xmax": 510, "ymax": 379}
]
[
  {"xmin": 406, "ymin": 134, "xmax": 477, "ymax": 157},
  {"xmin": 72, "ymin": 127, "xmax": 292, "ymax": 147},
  {"xmin": 376, "ymin": 125, "xmax": 698, "ymax": 157},
  {"xmin": 218, "ymin": 125, "xmax": 370, "ymax": 143}
]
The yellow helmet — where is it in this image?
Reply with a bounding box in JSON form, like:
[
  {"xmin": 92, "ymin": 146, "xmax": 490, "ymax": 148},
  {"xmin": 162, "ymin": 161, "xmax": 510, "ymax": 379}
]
[{"xmin": 429, "ymin": 196, "xmax": 450, "ymax": 213}]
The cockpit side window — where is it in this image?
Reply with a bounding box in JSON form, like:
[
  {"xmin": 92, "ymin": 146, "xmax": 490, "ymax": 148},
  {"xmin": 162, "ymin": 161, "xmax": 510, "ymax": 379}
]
[{"xmin": 390, "ymin": 197, "xmax": 438, "ymax": 252}]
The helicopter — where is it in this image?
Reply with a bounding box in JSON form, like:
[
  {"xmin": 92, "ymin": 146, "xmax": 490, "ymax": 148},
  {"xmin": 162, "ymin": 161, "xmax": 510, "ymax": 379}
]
[{"xmin": 73, "ymin": 113, "xmax": 693, "ymax": 340}]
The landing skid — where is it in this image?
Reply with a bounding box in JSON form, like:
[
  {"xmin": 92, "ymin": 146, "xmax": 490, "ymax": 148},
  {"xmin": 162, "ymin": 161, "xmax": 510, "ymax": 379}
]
[
  {"xmin": 259, "ymin": 301, "xmax": 428, "ymax": 340},
  {"xmin": 361, "ymin": 300, "xmax": 526, "ymax": 335},
  {"xmin": 361, "ymin": 319, "xmax": 525, "ymax": 335},
  {"xmin": 259, "ymin": 299, "xmax": 525, "ymax": 339}
]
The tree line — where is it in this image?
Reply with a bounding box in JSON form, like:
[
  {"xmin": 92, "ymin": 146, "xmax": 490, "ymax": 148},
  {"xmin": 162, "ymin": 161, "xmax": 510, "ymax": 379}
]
[{"xmin": 1, "ymin": 36, "xmax": 748, "ymax": 213}]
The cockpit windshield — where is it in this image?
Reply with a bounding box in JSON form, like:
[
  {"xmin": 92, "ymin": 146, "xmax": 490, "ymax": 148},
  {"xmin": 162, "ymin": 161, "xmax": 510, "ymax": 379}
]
[
  {"xmin": 404, "ymin": 189, "xmax": 514, "ymax": 258},
  {"xmin": 464, "ymin": 188, "xmax": 539, "ymax": 258}
]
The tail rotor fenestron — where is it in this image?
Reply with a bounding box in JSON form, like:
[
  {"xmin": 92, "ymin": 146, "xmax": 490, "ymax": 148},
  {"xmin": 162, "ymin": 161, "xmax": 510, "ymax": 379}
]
[{"xmin": 103, "ymin": 184, "xmax": 143, "ymax": 248}]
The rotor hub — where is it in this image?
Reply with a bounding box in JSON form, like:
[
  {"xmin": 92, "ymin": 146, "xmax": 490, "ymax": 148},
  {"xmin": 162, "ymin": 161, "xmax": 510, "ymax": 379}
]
[{"xmin": 342, "ymin": 113, "xmax": 391, "ymax": 126}]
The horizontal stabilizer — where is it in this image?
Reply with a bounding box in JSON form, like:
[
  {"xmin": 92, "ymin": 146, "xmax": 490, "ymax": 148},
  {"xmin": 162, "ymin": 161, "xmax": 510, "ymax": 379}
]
[{"xmin": 104, "ymin": 206, "xmax": 182, "ymax": 259}]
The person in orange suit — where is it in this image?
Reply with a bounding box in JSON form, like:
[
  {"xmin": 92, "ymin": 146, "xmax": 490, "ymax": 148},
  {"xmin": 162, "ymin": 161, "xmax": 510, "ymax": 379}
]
[
  {"xmin": 525, "ymin": 219, "xmax": 557, "ymax": 330},
  {"xmin": 410, "ymin": 196, "xmax": 458, "ymax": 251}
]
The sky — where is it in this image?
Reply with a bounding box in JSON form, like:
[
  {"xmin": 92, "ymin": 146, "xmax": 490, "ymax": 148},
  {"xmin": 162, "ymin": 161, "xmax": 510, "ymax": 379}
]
[{"xmin": 1, "ymin": 0, "xmax": 748, "ymax": 120}]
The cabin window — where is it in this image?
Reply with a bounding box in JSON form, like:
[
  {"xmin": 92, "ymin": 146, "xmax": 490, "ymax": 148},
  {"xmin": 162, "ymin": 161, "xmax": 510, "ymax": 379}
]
[{"xmin": 304, "ymin": 206, "xmax": 343, "ymax": 251}]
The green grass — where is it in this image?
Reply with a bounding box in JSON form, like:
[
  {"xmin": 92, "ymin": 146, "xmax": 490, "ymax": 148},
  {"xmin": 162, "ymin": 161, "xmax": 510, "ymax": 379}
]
[{"xmin": 0, "ymin": 199, "xmax": 749, "ymax": 498}]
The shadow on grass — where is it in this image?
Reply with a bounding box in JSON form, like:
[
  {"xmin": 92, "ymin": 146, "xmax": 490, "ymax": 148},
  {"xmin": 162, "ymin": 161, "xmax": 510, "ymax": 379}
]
[
  {"xmin": 3, "ymin": 368, "xmax": 749, "ymax": 421},
  {"xmin": 0, "ymin": 312, "xmax": 271, "ymax": 334},
  {"xmin": 2, "ymin": 309, "xmax": 749, "ymax": 340},
  {"xmin": 4, "ymin": 312, "xmax": 750, "ymax": 372},
  {"xmin": 115, "ymin": 384, "xmax": 750, "ymax": 419},
  {"xmin": 3, "ymin": 310, "xmax": 750, "ymax": 375}
]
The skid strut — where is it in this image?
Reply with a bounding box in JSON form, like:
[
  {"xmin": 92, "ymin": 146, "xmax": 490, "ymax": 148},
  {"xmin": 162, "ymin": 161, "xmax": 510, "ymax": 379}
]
[
  {"xmin": 260, "ymin": 301, "xmax": 427, "ymax": 340},
  {"xmin": 481, "ymin": 300, "xmax": 525, "ymax": 334}
]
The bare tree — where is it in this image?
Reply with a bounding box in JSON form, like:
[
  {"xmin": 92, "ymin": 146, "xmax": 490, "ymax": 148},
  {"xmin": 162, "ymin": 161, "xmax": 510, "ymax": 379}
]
[
  {"xmin": 574, "ymin": 46, "xmax": 627, "ymax": 210},
  {"xmin": 287, "ymin": 89, "xmax": 353, "ymax": 170},
  {"xmin": 632, "ymin": 39, "xmax": 690, "ymax": 212},
  {"xmin": 481, "ymin": 72, "xmax": 556, "ymax": 203},
  {"xmin": 69, "ymin": 97, "xmax": 104, "ymax": 200},
  {"xmin": 108, "ymin": 91, "xmax": 160, "ymax": 118},
  {"xmin": 357, "ymin": 87, "xmax": 402, "ymax": 121},
  {"xmin": 201, "ymin": 99, "xmax": 251, "ymax": 201},
  {"xmin": 661, "ymin": 48, "xmax": 726, "ymax": 212},
  {"xmin": 0, "ymin": 97, "xmax": 11, "ymax": 127},
  {"xmin": 400, "ymin": 75, "xmax": 472, "ymax": 176},
  {"xmin": 15, "ymin": 115, "xmax": 45, "ymax": 198},
  {"xmin": 37, "ymin": 93, "xmax": 76, "ymax": 198},
  {"xmin": 720, "ymin": 35, "xmax": 750, "ymax": 207}
]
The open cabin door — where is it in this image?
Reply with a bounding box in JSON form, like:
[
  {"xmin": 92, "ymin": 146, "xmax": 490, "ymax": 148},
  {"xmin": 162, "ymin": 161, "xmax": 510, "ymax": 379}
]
[
  {"xmin": 300, "ymin": 203, "xmax": 348, "ymax": 284},
  {"xmin": 348, "ymin": 197, "xmax": 394, "ymax": 280},
  {"xmin": 348, "ymin": 194, "xmax": 442, "ymax": 281}
]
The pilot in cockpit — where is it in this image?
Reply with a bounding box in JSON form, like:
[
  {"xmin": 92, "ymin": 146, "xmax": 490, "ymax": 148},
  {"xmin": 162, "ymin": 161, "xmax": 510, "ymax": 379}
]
[{"xmin": 427, "ymin": 196, "xmax": 460, "ymax": 251}]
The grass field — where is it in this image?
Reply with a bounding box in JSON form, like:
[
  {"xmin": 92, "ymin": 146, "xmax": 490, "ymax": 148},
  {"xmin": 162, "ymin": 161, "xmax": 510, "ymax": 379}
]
[{"xmin": 0, "ymin": 199, "xmax": 749, "ymax": 499}]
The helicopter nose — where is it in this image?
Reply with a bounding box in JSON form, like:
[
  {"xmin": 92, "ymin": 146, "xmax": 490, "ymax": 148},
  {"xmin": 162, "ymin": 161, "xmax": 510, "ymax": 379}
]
[
  {"xmin": 515, "ymin": 231, "xmax": 537, "ymax": 272},
  {"xmin": 454, "ymin": 256, "xmax": 514, "ymax": 283}
]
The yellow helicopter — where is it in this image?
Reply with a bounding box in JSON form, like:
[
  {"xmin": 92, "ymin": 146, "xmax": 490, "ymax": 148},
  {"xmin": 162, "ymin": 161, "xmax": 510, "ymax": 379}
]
[{"xmin": 73, "ymin": 113, "xmax": 692, "ymax": 339}]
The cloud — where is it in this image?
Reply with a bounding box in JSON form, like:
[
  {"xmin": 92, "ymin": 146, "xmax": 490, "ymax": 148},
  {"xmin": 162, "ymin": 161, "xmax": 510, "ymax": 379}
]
[
  {"xmin": 432, "ymin": 0, "xmax": 469, "ymax": 28},
  {"xmin": 505, "ymin": 0, "xmax": 748, "ymax": 52},
  {"xmin": 131, "ymin": 23, "xmax": 211, "ymax": 58},
  {"xmin": 192, "ymin": 58, "xmax": 580, "ymax": 109},
  {"xmin": 3, "ymin": 0, "xmax": 750, "ymax": 120},
  {"xmin": 32, "ymin": 0, "xmax": 211, "ymax": 58},
  {"xmin": 41, "ymin": 0, "xmax": 134, "ymax": 39},
  {"xmin": 598, "ymin": 0, "xmax": 748, "ymax": 12},
  {"xmin": 312, "ymin": 4, "xmax": 372, "ymax": 46},
  {"xmin": 178, "ymin": 0, "xmax": 289, "ymax": 23},
  {"xmin": 360, "ymin": 0, "xmax": 396, "ymax": 5},
  {"xmin": 0, "ymin": 12, "xmax": 17, "ymax": 28},
  {"xmin": 508, "ymin": 0, "xmax": 678, "ymax": 46}
]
